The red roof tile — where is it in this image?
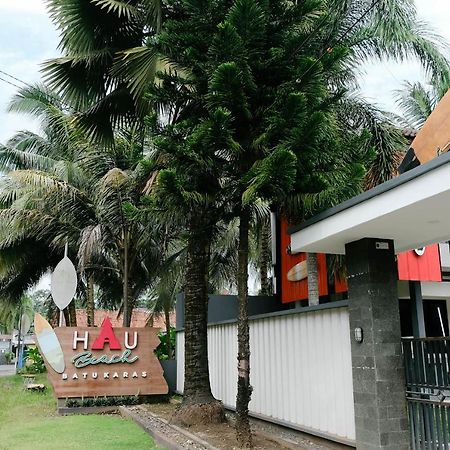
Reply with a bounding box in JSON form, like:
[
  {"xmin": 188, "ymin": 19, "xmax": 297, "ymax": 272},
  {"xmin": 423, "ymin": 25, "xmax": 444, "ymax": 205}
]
[{"xmin": 75, "ymin": 308, "xmax": 175, "ymax": 330}]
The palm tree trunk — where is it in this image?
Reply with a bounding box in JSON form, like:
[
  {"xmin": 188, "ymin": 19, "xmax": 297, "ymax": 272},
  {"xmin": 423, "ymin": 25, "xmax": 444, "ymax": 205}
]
[
  {"xmin": 164, "ymin": 308, "xmax": 172, "ymax": 359},
  {"xmin": 68, "ymin": 299, "xmax": 77, "ymax": 327},
  {"xmin": 123, "ymin": 227, "xmax": 131, "ymax": 327},
  {"xmin": 259, "ymin": 219, "xmax": 270, "ymax": 295},
  {"xmin": 175, "ymin": 217, "xmax": 225, "ymax": 425},
  {"xmin": 307, "ymin": 252, "xmax": 319, "ymax": 306},
  {"xmin": 62, "ymin": 308, "xmax": 70, "ymax": 326},
  {"xmin": 236, "ymin": 208, "xmax": 253, "ymax": 448},
  {"xmin": 86, "ymin": 272, "xmax": 94, "ymax": 327}
]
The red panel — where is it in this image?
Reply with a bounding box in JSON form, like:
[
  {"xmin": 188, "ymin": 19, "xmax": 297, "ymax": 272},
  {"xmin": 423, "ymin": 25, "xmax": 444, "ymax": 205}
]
[
  {"xmin": 280, "ymin": 218, "xmax": 328, "ymax": 303},
  {"xmin": 397, "ymin": 244, "xmax": 442, "ymax": 282},
  {"xmin": 335, "ymin": 276, "xmax": 348, "ymax": 293}
]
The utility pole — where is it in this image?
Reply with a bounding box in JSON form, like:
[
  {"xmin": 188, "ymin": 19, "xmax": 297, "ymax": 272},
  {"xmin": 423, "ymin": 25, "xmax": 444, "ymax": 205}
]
[{"xmin": 15, "ymin": 306, "xmax": 23, "ymax": 372}]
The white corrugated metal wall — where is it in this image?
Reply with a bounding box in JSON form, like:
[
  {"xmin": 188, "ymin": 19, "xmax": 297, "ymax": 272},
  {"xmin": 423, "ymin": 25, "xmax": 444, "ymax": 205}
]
[{"xmin": 176, "ymin": 306, "xmax": 355, "ymax": 443}]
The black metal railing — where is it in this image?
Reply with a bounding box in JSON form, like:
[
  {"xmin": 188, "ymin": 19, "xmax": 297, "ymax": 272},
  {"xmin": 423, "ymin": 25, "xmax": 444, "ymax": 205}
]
[
  {"xmin": 402, "ymin": 338, "xmax": 450, "ymax": 449},
  {"xmin": 407, "ymin": 397, "xmax": 450, "ymax": 449}
]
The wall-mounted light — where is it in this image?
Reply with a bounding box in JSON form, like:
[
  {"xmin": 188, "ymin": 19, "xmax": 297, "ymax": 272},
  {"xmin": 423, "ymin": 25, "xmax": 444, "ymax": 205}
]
[{"xmin": 354, "ymin": 327, "xmax": 363, "ymax": 343}]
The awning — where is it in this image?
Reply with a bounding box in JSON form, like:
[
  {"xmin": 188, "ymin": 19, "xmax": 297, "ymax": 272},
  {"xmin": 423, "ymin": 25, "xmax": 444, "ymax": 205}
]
[{"xmin": 289, "ymin": 152, "xmax": 450, "ymax": 255}]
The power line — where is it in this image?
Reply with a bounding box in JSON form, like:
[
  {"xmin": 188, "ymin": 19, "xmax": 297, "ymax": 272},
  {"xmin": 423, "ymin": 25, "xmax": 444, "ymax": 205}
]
[
  {"xmin": 0, "ymin": 75, "xmax": 23, "ymax": 90},
  {"xmin": 0, "ymin": 67, "xmax": 81, "ymax": 114},
  {"xmin": 295, "ymin": 9, "xmax": 335, "ymax": 55},
  {"xmin": 0, "ymin": 69, "xmax": 32, "ymax": 89}
]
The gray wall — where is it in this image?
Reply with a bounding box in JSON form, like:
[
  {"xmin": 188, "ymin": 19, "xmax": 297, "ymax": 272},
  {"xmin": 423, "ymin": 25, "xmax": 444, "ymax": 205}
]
[{"xmin": 176, "ymin": 293, "xmax": 290, "ymax": 329}]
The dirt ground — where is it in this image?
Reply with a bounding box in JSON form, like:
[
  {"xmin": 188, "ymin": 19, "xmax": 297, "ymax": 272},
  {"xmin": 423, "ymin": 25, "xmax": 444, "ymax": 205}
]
[{"xmin": 137, "ymin": 401, "xmax": 352, "ymax": 450}]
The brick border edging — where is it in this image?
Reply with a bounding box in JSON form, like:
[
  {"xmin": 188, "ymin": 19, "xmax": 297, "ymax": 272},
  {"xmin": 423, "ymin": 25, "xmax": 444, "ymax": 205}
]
[
  {"xmin": 119, "ymin": 405, "xmax": 219, "ymax": 450},
  {"xmin": 58, "ymin": 406, "xmax": 119, "ymax": 415}
]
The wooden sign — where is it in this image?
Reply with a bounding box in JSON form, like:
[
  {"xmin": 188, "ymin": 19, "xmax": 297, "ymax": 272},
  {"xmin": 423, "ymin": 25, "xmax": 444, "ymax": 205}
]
[{"xmin": 35, "ymin": 314, "xmax": 168, "ymax": 398}]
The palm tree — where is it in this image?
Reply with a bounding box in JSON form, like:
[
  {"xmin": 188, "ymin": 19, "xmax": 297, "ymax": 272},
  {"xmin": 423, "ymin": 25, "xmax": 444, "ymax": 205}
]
[
  {"xmin": 0, "ymin": 295, "xmax": 34, "ymax": 336},
  {"xmin": 247, "ymin": 211, "xmax": 273, "ymax": 296},
  {"xmin": 395, "ymin": 78, "xmax": 450, "ymax": 129},
  {"xmin": 319, "ymin": 0, "xmax": 450, "ymax": 189},
  {"xmin": 43, "ymin": 0, "xmax": 162, "ymax": 143},
  {"xmin": 0, "ymin": 85, "xmax": 161, "ymax": 326}
]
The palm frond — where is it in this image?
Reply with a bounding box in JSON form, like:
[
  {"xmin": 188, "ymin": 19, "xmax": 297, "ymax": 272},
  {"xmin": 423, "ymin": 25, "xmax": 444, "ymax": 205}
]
[
  {"xmin": 91, "ymin": 0, "xmax": 139, "ymax": 19},
  {"xmin": 0, "ymin": 145, "xmax": 56, "ymax": 172}
]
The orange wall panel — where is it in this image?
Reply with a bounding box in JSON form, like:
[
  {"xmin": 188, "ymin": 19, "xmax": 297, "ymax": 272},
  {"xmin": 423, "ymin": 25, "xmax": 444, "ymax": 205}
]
[
  {"xmin": 397, "ymin": 245, "xmax": 442, "ymax": 282},
  {"xmin": 280, "ymin": 219, "xmax": 328, "ymax": 303},
  {"xmin": 335, "ymin": 276, "xmax": 348, "ymax": 294}
]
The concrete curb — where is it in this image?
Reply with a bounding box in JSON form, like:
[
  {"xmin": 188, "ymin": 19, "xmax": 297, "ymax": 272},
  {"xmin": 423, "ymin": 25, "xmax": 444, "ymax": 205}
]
[
  {"xmin": 120, "ymin": 406, "xmax": 181, "ymax": 450},
  {"xmin": 58, "ymin": 406, "xmax": 119, "ymax": 416},
  {"xmin": 119, "ymin": 405, "xmax": 220, "ymax": 450}
]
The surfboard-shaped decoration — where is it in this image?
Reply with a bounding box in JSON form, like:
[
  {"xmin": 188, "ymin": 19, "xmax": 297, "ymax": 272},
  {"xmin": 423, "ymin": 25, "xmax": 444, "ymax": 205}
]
[
  {"xmin": 51, "ymin": 246, "xmax": 77, "ymax": 311},
  {"xmin": 20, "ymin": 314, "xmax": 31, "ymax": 335},
  {"xmin": 287, "ymin": 261, "xmax": 307, "ymax": 282},
  {"xmin": 34, "ymin": 313, "xmax": 65, "ymax": 374}
]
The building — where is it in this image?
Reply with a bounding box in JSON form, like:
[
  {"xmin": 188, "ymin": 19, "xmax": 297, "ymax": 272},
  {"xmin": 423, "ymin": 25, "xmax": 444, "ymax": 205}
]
[
  {"xmin": 0, "ymin": 334, "xmax": 12, "ymax": 364},
  {"xmin": 75, "ymin": 308, "xmax": 175, "ymax": 329}
]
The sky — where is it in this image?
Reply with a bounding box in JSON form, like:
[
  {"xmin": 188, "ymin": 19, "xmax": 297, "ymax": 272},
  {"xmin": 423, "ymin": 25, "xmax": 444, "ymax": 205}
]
[
  {"xmin": 0, "ymin": 0, "xmax": 448, "ymax": 143},
  {"xmin": 358, "ymin": 1, "xmax": 450, "ymax": 112},
  {"xmin": 0, "ymin": 0, "xmax": 59, "ymax": 143},
  {"xmin": 0, "ymin": 0, "xmax": 449, "ymax": 142},
  {"xmin": 0, "ymin": 0, "xmax": 449, "ymax": 291}
]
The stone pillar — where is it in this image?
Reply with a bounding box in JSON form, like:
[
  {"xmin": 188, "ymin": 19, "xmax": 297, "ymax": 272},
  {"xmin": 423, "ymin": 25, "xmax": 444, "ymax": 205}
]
[{"xmin": 345, "ymin": 238, "xmax": 410, "ymax": 450}]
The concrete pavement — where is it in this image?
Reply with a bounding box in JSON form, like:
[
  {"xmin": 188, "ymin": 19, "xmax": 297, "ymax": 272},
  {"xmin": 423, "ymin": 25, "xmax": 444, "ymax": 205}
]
[{"xmin": 0, "ymin": 365, "xmax": 15, "ymax": 376}]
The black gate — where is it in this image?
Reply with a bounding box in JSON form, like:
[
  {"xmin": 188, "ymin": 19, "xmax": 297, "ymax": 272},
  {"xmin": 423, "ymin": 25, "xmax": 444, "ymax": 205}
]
[{"xmin": 403, "ymin": 338, "xmax": 450, "ymax": 449}]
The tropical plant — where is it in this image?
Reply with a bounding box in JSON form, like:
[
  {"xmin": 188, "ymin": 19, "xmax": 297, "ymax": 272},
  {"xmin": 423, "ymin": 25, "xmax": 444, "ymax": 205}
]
[
  {"xmin": 43, "ymin": 0, "xmax": 162, "ymax": 143},
  {"xmin": 149, "ymin": 117, "xmax": 230, "ymax": 424},
  {"xmin": 154, "ymin": 327, "xmax": 176, "ymax": 361},
  {"xmin": 144, "ymin": 0, "xmax": 367, "ymax": 443},
  {"xmin": 4, "ymin": 351, "xmax": 14, "ymax": 365},
  {"xmin": 0, "ymin": 296, "xmax": 34, "ymax": 334},
  {"xmin": 25, "ymin": 347, "xmax": 46, "ymax": 374},
  {"xmin": 145, "ymin": 250, "xmax": 184, "ymax": 360},
  {"xmin": 318, "ymin": 0, "xmax": 450, "ymax": 190},
  {"xmin": 395, "ymin": 78, "xmax": 450, "ymax": 129},
  {"xmin": 0, "ymin": 85, "xmax": 162, "ymax": 326},
  {"xmin": 278, "ymin": 0, "xmax": 450, "ymax": 307}
]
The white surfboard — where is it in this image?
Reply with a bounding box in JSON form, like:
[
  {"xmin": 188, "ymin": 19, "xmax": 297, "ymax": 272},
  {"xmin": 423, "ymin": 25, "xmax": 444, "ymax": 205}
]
[
  {"xmin": 287, "ymin": 261, "xmax": 307, "ymax": 282},
  {"xmin": 20, "ymin": 314, "xmax": 31, "ymax": 335},
  {"xmin": 34, "ymin": 313, "xmax": 65, "ymax": 374},
  {"xmin": 51, "ymin": 255, "xmax": 77, "ymax": 310}
]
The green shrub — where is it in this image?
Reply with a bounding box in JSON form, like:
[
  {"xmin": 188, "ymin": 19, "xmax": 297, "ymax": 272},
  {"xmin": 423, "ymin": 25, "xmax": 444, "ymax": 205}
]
[
  {"xmin": 4, "ymin": 351, "xmax": 14, "ymax": 364},
  {"xmin": 25, "ymin": 347, "xmax": 46, "ymax": 373},
  {"xmin": 65, "ymin": 395, "xmax": 142, "ymax": 408},
  {"xmin": 154, "ymin": 327, "xmax": 176, "ymax": 360}
]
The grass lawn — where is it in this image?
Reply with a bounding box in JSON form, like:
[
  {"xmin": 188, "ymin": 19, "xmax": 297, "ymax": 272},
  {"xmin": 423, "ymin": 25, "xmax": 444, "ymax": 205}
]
[{"xmin": 0, "ymin": 374, "xmax": 160, "ymax": 450}]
